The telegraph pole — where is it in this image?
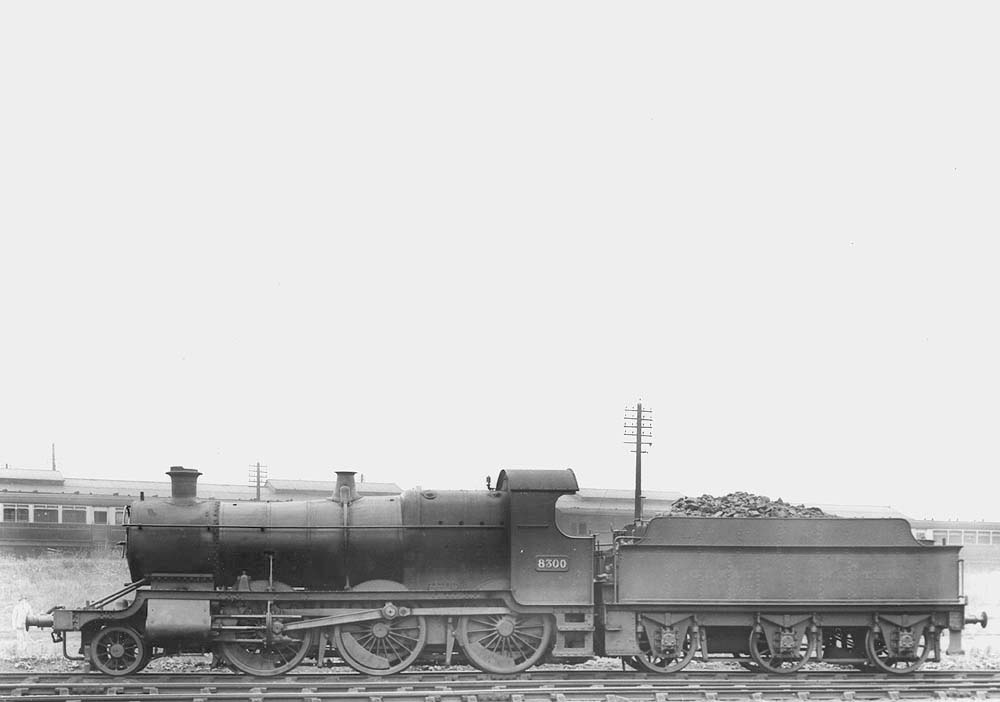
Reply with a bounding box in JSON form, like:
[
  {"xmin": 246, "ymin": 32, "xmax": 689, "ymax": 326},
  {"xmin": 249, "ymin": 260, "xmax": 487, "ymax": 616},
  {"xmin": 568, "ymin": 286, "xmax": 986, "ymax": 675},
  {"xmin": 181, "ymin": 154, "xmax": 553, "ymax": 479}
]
[
  {"xmin": 248, "ymin": 462, "xmax": 268, "ymax": 501},
  {"xmin": 624, "ymin": 402, "xmax": 652, "ymax": 522}
]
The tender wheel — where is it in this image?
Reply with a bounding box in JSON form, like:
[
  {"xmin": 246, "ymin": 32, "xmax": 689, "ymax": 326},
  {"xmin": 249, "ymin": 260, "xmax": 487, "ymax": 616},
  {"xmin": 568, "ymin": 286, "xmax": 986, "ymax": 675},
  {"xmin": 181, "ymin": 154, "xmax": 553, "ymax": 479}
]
[
  {"xmin": 748, "ymin": 628, "xmax": 813, "ymax": 673},
  {"xmin": 457, "ymin": 613, "xmax": 553, "ymax": 674},
  {"xmin": 89, "ymin": 625, "xmax": 149, "ymax": 675},
  {"xmin": 864, "ymin": 628, "xmax": 930, "ymax": 674},
  {"xmin": 634, "ymin": 628, "xmax": 697, "ymax": 673},
  {"xmin": 334, "ymin": 614, "xmax": 427, "ymax": 675}
]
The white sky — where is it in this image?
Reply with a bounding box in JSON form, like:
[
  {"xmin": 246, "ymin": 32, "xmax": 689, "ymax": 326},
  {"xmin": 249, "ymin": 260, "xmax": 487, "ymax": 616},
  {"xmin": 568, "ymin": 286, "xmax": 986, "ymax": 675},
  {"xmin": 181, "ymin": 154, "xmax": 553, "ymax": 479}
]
[{"xmin": 1, "ymin": 2, "xmax": 998, "ymax": 521}]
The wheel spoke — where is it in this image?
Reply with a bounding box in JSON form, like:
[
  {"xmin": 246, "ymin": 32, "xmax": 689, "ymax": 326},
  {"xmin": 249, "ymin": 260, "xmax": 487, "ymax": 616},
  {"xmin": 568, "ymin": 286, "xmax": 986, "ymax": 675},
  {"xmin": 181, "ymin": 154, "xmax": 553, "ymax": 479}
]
[
  {"xmin": 389, "ymin": 631, "xmax": 421, "ymax": 644},
  {"xmin": 386, "ymin": 635, "xmax": 404, "ymax": 661},
  {"xmin": 478, "ymin": 631, "xmax": 501, "ymax": 649},
  {"xmin": 510, "ymin": 632, "xmax": 535, "ymax": 658}
]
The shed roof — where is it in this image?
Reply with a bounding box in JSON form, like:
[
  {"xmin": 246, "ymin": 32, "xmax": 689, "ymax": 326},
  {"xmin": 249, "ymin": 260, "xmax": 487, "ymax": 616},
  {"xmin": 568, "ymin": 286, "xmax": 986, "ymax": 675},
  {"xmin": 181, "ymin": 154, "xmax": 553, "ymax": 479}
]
[
  {"xmin": 575, "ymin": 488, "xmax": 684, "ymax": 502},
  {"xmin": 909, "ymin": 518, "xmax": 1000, "ymax": 530},
  {"xmin": 0, "ymin": 468, "xmax": 65, "ymax": 483},
  {"xmin": 54, "ymin": 478, "xmax": 253, "ymax": 501},
  {"xmin": 266, "ymin": 479, "xmax": 401, "ymax": 495},
  {"xmin": 558, "ymin": 489, "xmax": 683, "ymax": 516}
]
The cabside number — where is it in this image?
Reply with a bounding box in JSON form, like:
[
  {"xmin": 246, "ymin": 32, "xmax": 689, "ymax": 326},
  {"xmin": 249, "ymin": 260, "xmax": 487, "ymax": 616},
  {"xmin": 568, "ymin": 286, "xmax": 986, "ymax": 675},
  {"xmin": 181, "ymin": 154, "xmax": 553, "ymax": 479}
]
[{"xmin": 535, "ymin": 555, "xmax": 569, "ymax": 572}]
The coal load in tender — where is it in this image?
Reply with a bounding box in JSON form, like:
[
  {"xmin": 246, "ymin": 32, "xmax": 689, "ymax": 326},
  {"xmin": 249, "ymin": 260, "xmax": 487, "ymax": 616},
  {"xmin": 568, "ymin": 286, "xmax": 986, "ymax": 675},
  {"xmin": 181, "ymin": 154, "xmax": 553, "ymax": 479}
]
[{"xmin": 669, "ymin": 491, "xmax": 834, "ymax": 518}]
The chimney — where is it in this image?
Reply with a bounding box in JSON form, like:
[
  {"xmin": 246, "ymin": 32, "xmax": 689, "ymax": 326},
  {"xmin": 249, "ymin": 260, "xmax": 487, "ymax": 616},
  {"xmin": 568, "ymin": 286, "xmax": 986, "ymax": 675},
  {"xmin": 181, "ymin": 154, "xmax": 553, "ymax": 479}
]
[
  {"xmin": 166, "ymin": 466, "xmax": 202, "ymax": 501},
  {"xmin": 333, "ymin": 471, "xmax": 358, "ymax": 504}
]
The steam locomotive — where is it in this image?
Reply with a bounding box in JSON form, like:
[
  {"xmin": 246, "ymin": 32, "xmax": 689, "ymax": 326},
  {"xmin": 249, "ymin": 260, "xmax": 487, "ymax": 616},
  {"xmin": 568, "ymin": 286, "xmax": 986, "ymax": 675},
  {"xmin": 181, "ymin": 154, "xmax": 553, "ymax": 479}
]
[{"xmin": 28, "ymin": 466, "xmax": 985, "ymax": 676}]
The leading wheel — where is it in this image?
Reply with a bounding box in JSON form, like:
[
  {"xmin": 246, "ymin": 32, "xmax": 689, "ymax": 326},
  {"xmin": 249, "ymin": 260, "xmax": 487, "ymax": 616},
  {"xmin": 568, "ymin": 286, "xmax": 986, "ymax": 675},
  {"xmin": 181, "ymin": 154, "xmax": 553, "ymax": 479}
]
[
  {"xmin": 334, "ymin": 614, "xmax": 427, "ymax": 675},
  {"xmin": 864, "ymin": 628, "xmax": 930, "ymax": 674},
  {"xmin": 457, "ymin": 613, "xmax": 553, "ymax": 674},
  {"xmin": 748, "ymin": 628, "xmax": 813, "ymax": 673},
  {"xmin": 90, "ymin": 625, "xmax": 149, "ymax": 675}
]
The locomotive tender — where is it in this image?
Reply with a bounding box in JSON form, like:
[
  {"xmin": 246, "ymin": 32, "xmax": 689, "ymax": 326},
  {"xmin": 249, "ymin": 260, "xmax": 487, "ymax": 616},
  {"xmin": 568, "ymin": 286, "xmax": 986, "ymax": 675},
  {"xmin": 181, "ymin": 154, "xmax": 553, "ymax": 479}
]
[{"xmin": 28, "ymin": 466, "xmax": 984, "ymax": 676}]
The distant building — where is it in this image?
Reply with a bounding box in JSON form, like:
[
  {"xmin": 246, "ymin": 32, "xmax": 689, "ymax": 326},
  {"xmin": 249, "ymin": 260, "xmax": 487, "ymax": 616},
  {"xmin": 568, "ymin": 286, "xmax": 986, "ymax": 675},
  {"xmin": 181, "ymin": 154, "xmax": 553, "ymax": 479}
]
[
  {"xmin": 266, "ymin": 479, "xmax": 401, "ymax": 501},
  {"xmin": 556, "ymin": 488, "xmax": 683, "ymax": 541},
  {"xmin": 908, "ymin": 518, "xmax": 1000, "ymax": 549}
]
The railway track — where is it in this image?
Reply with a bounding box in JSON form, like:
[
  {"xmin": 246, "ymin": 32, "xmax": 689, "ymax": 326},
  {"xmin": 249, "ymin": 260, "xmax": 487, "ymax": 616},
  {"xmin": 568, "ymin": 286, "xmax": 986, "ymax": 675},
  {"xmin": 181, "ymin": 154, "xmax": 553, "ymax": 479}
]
[{"xmin": 3, "ymin": 670, "xmax": 1000, "ymax": 701}]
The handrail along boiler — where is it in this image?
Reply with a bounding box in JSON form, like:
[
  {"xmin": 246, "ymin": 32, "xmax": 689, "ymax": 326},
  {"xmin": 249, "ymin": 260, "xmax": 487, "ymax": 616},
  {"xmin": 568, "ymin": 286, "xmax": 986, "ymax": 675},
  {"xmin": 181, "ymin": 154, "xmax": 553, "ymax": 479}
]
[{"xmin": 27, "ymin": 466, "xmax": 985, "ymax": 676}]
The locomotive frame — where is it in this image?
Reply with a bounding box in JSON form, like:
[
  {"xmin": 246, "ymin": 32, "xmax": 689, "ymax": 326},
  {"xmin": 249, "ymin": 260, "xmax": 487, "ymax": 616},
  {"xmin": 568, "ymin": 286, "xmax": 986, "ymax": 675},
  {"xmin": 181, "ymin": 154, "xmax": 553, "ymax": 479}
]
[{"xmin": 27, "ymin": 466, "xmax": 984, "ymax": 676}]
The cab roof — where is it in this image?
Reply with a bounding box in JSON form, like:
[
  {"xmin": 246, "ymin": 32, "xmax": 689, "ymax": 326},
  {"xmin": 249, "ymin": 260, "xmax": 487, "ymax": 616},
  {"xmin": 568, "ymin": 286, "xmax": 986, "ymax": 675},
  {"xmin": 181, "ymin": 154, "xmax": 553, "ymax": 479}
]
[{"xmin": 496, "ymin": 469, "xmax": 578, "ymax": 493}]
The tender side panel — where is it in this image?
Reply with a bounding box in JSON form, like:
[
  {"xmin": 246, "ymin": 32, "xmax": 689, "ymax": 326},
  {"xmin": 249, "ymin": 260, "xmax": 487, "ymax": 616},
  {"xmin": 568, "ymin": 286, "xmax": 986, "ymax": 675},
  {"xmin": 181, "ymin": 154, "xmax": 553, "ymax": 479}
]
[
  {"xmin": 617, "ymin": 517, "xmax": 961, "ymax": 604},
  {"xmin": 616, "ymin": 545, "xmax": 960, "ymax": 603}
]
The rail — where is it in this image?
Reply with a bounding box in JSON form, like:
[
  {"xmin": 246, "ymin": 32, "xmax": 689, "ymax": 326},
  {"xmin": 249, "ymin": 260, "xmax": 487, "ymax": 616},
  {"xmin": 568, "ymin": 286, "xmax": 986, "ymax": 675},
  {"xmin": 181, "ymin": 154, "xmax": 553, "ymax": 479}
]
[{"xmin": 3, "ymin": 669, "xmax": 1000, "ymax": 702}]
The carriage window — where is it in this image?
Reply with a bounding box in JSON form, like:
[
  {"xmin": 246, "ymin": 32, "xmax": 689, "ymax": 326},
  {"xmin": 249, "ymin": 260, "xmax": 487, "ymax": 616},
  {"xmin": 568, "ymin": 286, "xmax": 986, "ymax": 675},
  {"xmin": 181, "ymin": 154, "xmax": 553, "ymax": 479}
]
[
  {"xmin": 114, "ymin": 509, "xmax": 126, "ymax": 525},
  {"xmin": 93, "ymin": 510, "xmax": 108, "ymax": 524},
  {"xmin": 979, "ymin": 531, "xmax": 992, "ymax": 545},
  {"xmin": 3, "ymin": 504, "xmax": 29, "ymax": 522},
  {"xmin": 34, "ymin": 505, "xmax": 59, "ymax": 523},
  {"xmin": 62, "ymin": 507, "xmax": 87, "ymax": 524}
]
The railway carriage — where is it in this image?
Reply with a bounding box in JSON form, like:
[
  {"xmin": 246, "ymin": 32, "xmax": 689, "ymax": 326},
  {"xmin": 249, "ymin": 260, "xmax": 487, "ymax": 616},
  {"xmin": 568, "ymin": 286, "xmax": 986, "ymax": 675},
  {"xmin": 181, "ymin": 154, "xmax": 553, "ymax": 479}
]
[{"xmin": 27, "ymin": 466, "xmax": 984, "ymax": 676}]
